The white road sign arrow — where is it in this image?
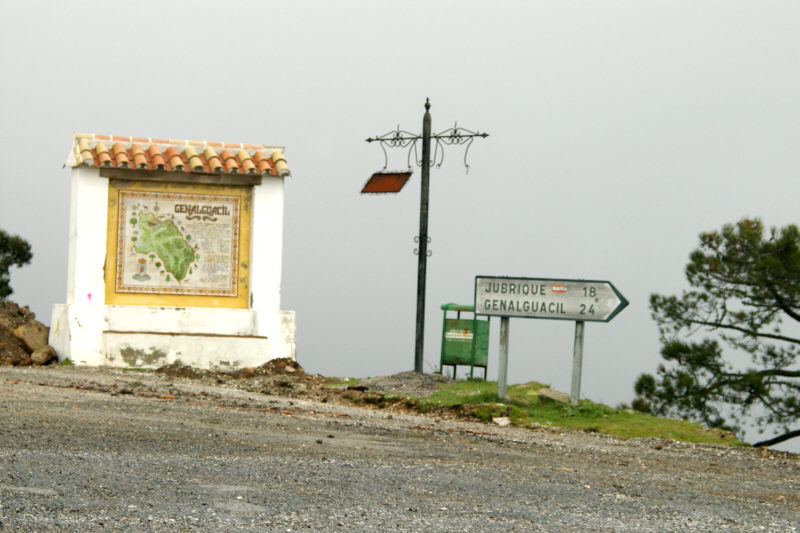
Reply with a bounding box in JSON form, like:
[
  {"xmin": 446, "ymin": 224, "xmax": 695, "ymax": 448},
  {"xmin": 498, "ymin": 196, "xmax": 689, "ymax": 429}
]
[{"xmin": 474, "ymin": 276, "xmax": 629, "ymax": 322}]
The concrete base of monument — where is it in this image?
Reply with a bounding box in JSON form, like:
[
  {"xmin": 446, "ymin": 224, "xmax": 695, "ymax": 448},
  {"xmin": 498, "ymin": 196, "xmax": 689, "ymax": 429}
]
[
  {"xmin": 101, "ymin": 332, "xmax": 274, "ymax": 369},
  {"xmin": 49, "ymin": 304, "xmax": 296, "ymax": 369}
]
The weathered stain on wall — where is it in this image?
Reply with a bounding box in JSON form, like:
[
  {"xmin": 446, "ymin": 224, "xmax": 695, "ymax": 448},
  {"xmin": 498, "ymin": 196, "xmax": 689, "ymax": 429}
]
[{"xmin": 118, "ymin": 346, "xmax": 168, "ymax": 367}]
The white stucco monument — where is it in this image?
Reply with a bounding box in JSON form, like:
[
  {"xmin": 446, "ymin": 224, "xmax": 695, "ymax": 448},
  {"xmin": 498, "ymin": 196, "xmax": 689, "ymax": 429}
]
[{"xmin": 49, "ymin": 133, "xmax": 296, "ymax": 369}]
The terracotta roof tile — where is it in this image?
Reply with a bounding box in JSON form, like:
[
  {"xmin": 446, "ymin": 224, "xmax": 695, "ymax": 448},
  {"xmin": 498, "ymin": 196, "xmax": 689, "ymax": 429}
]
[
  {"xmin": 94, "ymin": 142, "xmax": 112, "ymax": 167},
  {"xmin": 203, "ymin": 146, "xmax": 223, "ymax": 173},
  {"xmin": 237, "ymin": 149, "xmax": 256, "ymax": 174},
  {"xmin": 112, "ymin": 142, "xmax": 130, "ymax": 168},
  {"xmin": 163, "ymin": 146, "xmax": 183, "ymax": 171},
  {"xmin": 220, "ymin": 149, "xmax": 239, "ymax": 173},
  {"xmin": 271, "ymin": 149, "xmax": 289, "ymax": 176},
  {"xmin": 77, "ymin": 139, "xmax": 93, "ymax": 166},
  {"xmin": 130, "ymin": 143, "xmax": 148, "ymax": 169},
  {"xmin": 251, "ymin": 151, "xmax": 272, "ymax": 175},
  {"xmin": 183, "ymin": 145, "xmax": 205, "ymax": 172},
  {"xmin": 65, "ymin": 133, "xmax": 290, "ymax": 178}
]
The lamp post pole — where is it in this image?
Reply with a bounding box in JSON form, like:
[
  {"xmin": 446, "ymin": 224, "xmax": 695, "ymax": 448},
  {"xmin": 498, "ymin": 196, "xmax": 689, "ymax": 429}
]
[
  {"xmin": 414, "ymin": 101, "xmax": 432, "ymax": 373},
  {"xmin": 365, "ymin": 99, "xmax": 487, "ymax": 373}
]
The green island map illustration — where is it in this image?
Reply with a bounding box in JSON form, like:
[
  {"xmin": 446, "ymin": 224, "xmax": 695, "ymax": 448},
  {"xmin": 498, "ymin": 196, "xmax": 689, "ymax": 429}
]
[{"xmin": 130, "ymin": 210, "xmax": 198, "ymax": 283}]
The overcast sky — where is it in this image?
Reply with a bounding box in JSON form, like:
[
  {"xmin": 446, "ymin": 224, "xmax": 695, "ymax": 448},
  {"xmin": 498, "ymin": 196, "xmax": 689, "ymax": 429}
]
[{"xmin": 1, "ymin": 1, "xmax": 798, "ymax": 450}]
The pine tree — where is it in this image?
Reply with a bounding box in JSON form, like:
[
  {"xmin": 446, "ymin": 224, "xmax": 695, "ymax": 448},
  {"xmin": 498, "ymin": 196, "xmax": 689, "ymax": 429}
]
[
  {"xmin": 0, "ymin": 229, "xmax": 32, "ymax": 302},
  {"xmin": 634, "ymin": 219, "xmax": 800, "ymax": 447}
]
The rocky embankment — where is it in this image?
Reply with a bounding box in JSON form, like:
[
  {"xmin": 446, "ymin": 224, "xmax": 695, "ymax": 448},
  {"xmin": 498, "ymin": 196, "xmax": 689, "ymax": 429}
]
[{"xmin": 0, "ymin": 300, "xmax": 56, "ymax": 366}]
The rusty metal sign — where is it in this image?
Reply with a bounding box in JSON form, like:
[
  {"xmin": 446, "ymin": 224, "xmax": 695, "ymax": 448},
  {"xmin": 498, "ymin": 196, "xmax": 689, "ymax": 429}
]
[{"xmin": 360, "ymin": 171, "xmax": 412, "ymax": 194}]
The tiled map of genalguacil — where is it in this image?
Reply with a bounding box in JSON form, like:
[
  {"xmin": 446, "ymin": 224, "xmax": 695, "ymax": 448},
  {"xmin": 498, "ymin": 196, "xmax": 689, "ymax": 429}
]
[{"xmin": 116, "ymin": 190, "xmax": 240, "ymax": 296}]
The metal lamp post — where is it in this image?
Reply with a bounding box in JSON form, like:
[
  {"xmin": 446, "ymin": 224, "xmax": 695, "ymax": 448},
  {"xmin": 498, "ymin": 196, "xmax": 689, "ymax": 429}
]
[{"xmin": 364, "ymin": 99, "xmax": 488, "ymax": 373}]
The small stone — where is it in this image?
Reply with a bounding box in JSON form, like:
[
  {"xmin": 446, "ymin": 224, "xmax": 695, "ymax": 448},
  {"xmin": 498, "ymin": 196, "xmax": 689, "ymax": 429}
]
[
  {"xmin": 537, "ymin": 387, "xmax": 570, "ymax": 404},
  {"xmin": 492, "ymin": 417, "xmax": 511, "ymax": 427}
]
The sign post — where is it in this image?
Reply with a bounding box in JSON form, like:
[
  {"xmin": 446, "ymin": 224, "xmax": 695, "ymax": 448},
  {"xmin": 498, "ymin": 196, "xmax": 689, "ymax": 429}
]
[
  {"xmin": 474, "ymin": 276, "xmax": 628, "ymax": 402},
  {"xmin": 498, "ymin": 317, "xmax": 510, "ymax": 400},
  {"xmin": 571, "ymin": 320, "xmax": 585, "ymax": 405}
]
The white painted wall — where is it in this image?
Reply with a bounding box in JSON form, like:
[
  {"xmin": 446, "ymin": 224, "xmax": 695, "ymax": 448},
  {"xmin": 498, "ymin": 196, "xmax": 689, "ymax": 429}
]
[
  {"xmin": 103, "ymin": 330, "xmax": 272, "ymax": 369},
  {"xmin": 67, "ymin": 166, "xmax": 108, "ymax": 306},
  {"xmin": 105, "ymin": 306, "xmax": 258, "ymax": 336},
  {"xmin": 250, "ymin": 177, "xmax": 296, "ymax": 359},
  {"xmin": 50, "ymin": 166, "xmax": 109, "ymax": 365},
  {"xmin": 251, "ymin": 177, "xmax": 284, "ymax": 313},
  {"xmin": 50, "ymin": 165, "xmax": 297, "ymax": 368}
]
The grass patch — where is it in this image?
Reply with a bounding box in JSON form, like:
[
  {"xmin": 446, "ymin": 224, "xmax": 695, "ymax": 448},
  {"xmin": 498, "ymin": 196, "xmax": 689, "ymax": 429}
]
[
  {"xmin": 407, "ymin": 379, "xmax": 742, "ymax": 446},
  {"xmin": 57, "ymin": 358, "xmax": 73, "ymax": 366}
]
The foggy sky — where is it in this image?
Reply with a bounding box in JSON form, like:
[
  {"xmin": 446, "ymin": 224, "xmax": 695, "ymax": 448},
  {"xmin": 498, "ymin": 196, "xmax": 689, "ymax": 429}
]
[{"xmin": 1, "ymin": 1, "xmax": 798, "ymax": 450}]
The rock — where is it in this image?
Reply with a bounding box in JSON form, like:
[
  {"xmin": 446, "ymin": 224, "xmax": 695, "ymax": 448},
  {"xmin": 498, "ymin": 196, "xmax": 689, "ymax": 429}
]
[
  {"xmin": 492, "ymin": 417, "xmax": 511, "ymax": 427},
  {"xmin": 12, "ymin": 321, "xmax": 49, "ymax": 354},
  {"xmin": 537, "ymin": 387, "xmax": 570, "ymax": 404},
  {"xmin": 31, "ymin": 345, "xmax": 57, "ymax": 365}
]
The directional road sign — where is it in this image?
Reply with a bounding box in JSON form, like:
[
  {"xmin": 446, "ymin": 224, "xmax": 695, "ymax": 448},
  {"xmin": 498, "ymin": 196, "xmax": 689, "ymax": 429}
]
[{"xmin": 474, "ymin": 276, "xmax": 628, "ymax": 322}]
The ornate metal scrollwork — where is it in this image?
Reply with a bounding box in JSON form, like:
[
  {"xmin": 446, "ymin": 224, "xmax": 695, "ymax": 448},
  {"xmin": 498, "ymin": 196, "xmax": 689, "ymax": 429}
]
[
  {"xmin": 413, "ymin": 235, "xmax": 432, "ymax": 256},
  {"xmin": 431, "ymin": 123, "xmax": 489, "ymax": 173},
  {"xmin": 366, "ymin": 124, "xmax": 488, "ymax": 173},
  {"xmin": 366, "ymin": 125, "xmax": 421, "ymax": 171}
]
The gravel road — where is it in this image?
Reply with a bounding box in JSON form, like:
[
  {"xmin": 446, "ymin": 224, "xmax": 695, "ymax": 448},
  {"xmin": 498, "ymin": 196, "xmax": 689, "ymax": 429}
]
[{"xmin": 0, "ymin": 366, "xmax": 797, "ymax": 532}]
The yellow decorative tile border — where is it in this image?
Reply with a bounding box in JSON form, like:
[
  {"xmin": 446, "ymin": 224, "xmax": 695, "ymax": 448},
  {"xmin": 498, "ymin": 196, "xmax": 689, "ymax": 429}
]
[{"xmin": 105, "ymin": 179, "xmax": 252, "ymax": 309}]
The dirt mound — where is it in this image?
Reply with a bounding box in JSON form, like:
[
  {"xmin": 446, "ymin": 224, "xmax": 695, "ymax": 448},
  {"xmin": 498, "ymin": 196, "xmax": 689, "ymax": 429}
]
[
  {"xmin": 154, "ymin": 361, "xmax": 450, "ymax": 410},
  {"xmin": 359, "ymin": 371, "xmax": 453, "ymax": 398},
  {"xmin": 252, "ymin": 357, "xmax": 306, "ymax": 376},
  {"xmin": 156, "ymin": 357, "xmax": 308, "ymax": 380},
  {"xmin": 0, "ymin": 324, "xmax": 28, "ymax": 365},
  {"xmin": 0, "ymin": 301, "xmax": 53, "ymax": 366}
]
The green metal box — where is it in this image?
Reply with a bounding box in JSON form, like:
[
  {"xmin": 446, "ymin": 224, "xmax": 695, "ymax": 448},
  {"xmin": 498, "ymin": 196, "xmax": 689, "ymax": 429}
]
[{"xmin": 440, "ymin": 303, "xmax": 490, "ymax": 379}]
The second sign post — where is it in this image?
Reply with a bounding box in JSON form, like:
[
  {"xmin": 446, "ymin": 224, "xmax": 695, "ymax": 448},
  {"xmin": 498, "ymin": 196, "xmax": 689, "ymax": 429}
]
[{"xmin": 474, "ymin": 276, "xmax": 629, "ymax": 404}]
